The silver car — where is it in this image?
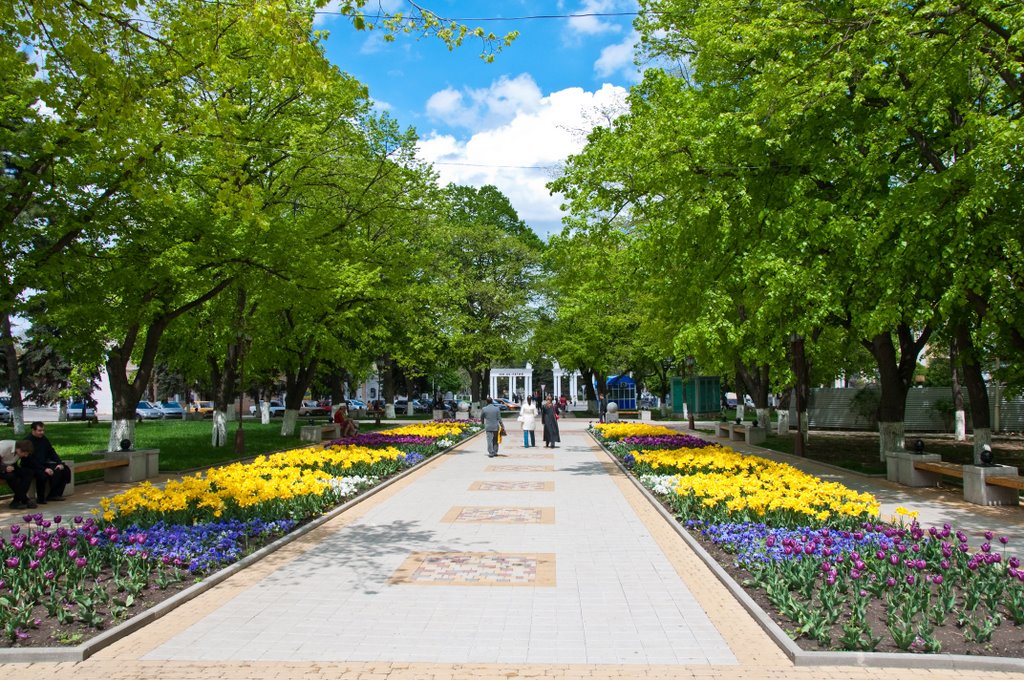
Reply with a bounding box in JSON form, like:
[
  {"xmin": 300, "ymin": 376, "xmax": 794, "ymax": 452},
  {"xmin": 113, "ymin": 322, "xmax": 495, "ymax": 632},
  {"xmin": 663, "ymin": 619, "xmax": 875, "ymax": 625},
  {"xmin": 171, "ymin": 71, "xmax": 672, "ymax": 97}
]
[
  {"xmin": 136, "ymin": 401, "xmax": 166, "ymax": 420},
  {"xmin": 158, "ymin": 401, "xmax": 185, "ymax": 419}
]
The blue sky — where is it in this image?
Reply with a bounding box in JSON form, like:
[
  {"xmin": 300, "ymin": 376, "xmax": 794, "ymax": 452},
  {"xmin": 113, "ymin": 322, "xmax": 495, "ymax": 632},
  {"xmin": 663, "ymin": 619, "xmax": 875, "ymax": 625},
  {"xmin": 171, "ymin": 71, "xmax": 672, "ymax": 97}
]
[{"xmin": 315, "ymin": 0, "xmax": 642, "ymax": 236}]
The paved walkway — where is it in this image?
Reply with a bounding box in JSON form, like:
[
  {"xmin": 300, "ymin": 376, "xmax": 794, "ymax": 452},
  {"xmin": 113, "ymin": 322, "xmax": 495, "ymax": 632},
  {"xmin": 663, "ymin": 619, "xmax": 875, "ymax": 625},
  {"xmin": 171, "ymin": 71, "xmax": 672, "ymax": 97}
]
[{"xmin": 4, "ymin": 420, "xmax": 1024, "ymax": 678}]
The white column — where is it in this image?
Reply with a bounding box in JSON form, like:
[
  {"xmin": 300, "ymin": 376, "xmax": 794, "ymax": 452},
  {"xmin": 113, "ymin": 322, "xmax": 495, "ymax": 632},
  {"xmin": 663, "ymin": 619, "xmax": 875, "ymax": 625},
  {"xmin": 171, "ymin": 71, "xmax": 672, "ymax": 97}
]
[
  {"xmin": 490, "ymin": 374, "xmax": 497, "ymax": 400},
  {"xmin": 525, "ymin": 374, "xmax": 532, "ymax": 398}
]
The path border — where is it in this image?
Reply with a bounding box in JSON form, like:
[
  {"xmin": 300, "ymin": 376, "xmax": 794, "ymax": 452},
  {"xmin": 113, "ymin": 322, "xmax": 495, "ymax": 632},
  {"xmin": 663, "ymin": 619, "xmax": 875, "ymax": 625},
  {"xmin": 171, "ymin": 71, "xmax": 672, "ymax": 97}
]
[
  {"xmin": 590, "ymin": 430, "xmax": 1024, "ymax": 673},
  {"xmin": 0, "ymin": 432, "xmax": 479, "ymax": 664}
]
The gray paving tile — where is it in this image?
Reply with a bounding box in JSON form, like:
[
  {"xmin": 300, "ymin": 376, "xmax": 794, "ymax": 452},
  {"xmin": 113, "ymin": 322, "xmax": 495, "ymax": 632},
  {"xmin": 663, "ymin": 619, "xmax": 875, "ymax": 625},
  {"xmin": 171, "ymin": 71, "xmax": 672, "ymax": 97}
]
[{"xmin": 141, "ymin": 423, "xmax": 737, "ymax": 665}]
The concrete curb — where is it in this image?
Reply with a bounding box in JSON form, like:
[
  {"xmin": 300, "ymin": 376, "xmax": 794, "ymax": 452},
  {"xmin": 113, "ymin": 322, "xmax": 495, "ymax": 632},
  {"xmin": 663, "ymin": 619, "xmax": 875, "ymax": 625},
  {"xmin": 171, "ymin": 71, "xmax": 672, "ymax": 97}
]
[
  {"xmin": 0, "ymin": 431, "xmax": 480, "ymax": 664},
  {"xmin": 589, "ymin": 430, "xmax": 1024, "ymax": 673}
]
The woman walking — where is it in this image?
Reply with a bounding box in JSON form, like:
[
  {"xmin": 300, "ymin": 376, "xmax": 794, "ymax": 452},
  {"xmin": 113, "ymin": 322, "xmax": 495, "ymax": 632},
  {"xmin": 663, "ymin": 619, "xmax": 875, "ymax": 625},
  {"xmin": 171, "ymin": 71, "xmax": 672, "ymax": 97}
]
[
  {"xmin": 541, "ymin": 396, "xmax": 560, "ymax": 448},
  {"xmin": 518, "ymin": 396, "xmax": 539, "ymax": 448}
]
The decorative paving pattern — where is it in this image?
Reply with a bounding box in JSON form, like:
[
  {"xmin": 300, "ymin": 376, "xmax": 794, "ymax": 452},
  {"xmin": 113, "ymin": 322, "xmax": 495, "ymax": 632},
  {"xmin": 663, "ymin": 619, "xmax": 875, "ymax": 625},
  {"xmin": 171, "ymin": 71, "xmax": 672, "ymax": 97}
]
[
  {"xmin": 441, "ymin": 506, "xmax": 555, "ymax": 524},
  {"xmin": 390, "ymin": 552, "xmax": 557, "ymax": 586},
  {"xmin": 504, "ymin": 453, "xmax": 555, "ymax": 460},
  {"xmin": 468, "ymin": 480, "xmax": 554, "ymax": 492},
  {"xmin": 485, "ymin": 465, "xmax": 555, "ymax": 472}
]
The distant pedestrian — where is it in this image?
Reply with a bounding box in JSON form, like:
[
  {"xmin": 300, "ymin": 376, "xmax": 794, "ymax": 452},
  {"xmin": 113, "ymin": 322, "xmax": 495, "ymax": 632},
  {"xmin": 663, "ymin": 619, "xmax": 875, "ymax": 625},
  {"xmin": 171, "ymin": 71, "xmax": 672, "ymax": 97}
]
[
  {"xmin": 598, "ymin": 392, "xmax": 608, "ymax": 423},
  {"xmin": 518, "ymin": 396, "xmax": 539, "ymax": 448},
  {"xmin": 541, "ymin": 396, "xmax": 560, "ymax": 448},
  {"xmin": 480, "ymin": 397, "xmax": 504, "ymax": 457}
]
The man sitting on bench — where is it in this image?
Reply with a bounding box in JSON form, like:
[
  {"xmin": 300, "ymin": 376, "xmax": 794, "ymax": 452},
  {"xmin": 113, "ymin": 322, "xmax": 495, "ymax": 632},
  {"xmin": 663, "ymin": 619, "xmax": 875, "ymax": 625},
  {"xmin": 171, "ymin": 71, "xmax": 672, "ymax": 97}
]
[
  {"xmin": 1, "ymin": 440, "xmax": 38, "ymax": 510},
  {"xmin": 27, "ymin": 422, "xmax": 70, "ymax": 504}
]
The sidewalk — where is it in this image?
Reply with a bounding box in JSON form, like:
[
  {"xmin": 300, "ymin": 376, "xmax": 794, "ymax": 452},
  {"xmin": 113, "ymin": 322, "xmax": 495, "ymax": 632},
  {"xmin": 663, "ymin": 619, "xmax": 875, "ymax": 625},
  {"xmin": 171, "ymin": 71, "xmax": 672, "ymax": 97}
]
[{"xmin": 1, "ymin": 420, "xmax": 1019, "ymax": 678}]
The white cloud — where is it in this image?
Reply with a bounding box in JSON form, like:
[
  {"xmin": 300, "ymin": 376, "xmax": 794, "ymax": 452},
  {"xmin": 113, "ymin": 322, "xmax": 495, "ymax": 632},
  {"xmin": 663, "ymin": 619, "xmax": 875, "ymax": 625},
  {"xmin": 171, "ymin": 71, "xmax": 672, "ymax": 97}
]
[
  {"xmin": 566, "ymin": 0, "xmax": 626, "ymax": 37},
  {"xmin": 595, "ymin": 30, "xmax": 640, "ymax": 81},
  {"xmin": 425, "ymin": 74, "xmax": 543, "ymax": 132},
  {"xmin": 417, "ymin": 80, "xmax": 629, "ymax": 236}
]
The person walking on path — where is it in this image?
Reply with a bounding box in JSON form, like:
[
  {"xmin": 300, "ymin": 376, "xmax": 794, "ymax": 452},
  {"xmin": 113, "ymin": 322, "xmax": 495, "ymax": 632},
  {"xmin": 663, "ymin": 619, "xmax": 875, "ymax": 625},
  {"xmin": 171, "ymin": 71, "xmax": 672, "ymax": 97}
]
[
  {"xmin": 541, "ymin": 395, "xmax": 560, "ymax": 448},
  {"xmin": 517, "ymin": 395, "xmax": 539, "ymax": 448},
  {"xmin": 27, "ymin": 421, "xmax": 70, "ymax": 504},
  {"xmin": 480, "ymin": 397, "xmax": 504, "ymax": 458}
]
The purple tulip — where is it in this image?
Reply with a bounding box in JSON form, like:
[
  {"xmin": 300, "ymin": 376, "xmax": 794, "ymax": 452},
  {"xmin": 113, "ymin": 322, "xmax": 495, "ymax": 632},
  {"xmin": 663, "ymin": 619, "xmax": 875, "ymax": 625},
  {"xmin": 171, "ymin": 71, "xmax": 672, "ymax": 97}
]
[
  {"xmin": 876, "ymin": 549, "xmax": 886, "ymax": 560},
  {"xmin": 890, "ymin": 554, "xmax": 900, "ymax": 566},
  {"xmin": 88, "ymin": 537, "xmax": 99, "ymax": 547},
  {"xmin": 21, "ymin": 514, "xmax": 32, "ymax": 523},
  {"xmin": 941, "ymin": 543, "xmax": 952, "ymax": 557},
  {"xmin": 34, "ymin": 548, "xmax": 45, "ymax": 559},
  {"xmin": 73, "ymin": 516, "xmax": 83, "ymax": 524},
  {"xmin": 1000, "ymin": 536, "xmax": 1009, "ymax": 545},
  {"xmin": 981, "ymin": 543, "xmax": 992, "ymax": 553},
  {"xmin": 905, "ymin": 574, "xmax": 916, "ymax": 585},
  {"xmin": 959, "ymin": 543, "xmax": 970, "ymax": 553},
  {"xmin": 43, "ymin": 569, "xmax": 55, "ymax": 581},
  {"xmin": 9, "ymin": 525, "xmax": 20, "ymax": 535},
  {"xmin": 886, "ymin": 577, "xmax": 897, "ymax": 587},
  {"xmin": 68, "ymin": 549, "xmax": 78, "ymax": 559},
  {"xmin": 28, "ymin": 559, "xmax": 40, "ymax": 570},
  {"xmin": 940, "ymin": 559, "xmax": 951, "ymax": 570},
  {"xmin": 1010, "ymin": 557, "xmax": 1020, "ymax": 569},
  {"xmin": 74, "ymin": 557, "xmax": 87, "ymax": 568},
  {"xmin": 985, "ymin": 530, "xmax": 994, "ymax": 540},
  {"xmin": 4, "ymin": 557, "xmax": 19, "ymax": 568},
  {"xmin": 53, "ymin": 515, "xmax": 61, "ymax": 524}
]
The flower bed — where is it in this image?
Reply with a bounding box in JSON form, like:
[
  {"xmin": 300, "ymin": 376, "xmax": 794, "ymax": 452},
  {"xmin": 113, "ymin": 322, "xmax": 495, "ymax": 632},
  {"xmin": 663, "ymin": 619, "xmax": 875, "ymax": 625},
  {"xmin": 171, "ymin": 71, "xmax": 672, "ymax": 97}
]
[
  {"xmin": 592, "ymin": 422, "xmax": 1024, "ymax": 658},
  {"xmin": 0, "ymin": 419, "xmax": 479, "ymax": 647}
]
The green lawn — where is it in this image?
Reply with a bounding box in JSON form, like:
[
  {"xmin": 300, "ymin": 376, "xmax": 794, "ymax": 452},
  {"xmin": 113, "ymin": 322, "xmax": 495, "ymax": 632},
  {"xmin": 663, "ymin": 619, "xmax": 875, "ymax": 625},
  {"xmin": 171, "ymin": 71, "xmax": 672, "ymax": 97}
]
[{"xmin": 11, "ymin": 419, "xmax": 384, "ymax": 473}]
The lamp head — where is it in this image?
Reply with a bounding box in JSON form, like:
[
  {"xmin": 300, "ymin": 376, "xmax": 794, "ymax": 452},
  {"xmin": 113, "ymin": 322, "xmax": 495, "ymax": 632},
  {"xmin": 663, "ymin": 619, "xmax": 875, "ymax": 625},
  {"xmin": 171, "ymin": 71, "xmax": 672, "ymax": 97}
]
[
  {"xmin": 914, "ymin": 439, "xmax": 925, "ymax": 454},
  {"xmin": 980, "ymin": 444, "xmax": 994, "ymax": 466}
]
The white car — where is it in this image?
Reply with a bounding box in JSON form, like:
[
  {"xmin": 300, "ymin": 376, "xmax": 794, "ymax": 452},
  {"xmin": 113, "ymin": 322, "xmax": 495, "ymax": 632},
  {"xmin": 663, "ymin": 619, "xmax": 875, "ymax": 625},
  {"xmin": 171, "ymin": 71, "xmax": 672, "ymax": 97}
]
[{"xmin": 250, "ymin": 400, "xmax": 286, "ymax": 417}]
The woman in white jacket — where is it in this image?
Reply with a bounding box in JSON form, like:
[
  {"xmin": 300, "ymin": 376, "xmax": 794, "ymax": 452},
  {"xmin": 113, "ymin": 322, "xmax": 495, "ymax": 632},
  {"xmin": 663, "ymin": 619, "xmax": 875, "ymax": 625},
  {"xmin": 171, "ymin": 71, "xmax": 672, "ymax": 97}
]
[{"xmin": 517, "ymin": 396, "xmax": 539, "ymax": 448}]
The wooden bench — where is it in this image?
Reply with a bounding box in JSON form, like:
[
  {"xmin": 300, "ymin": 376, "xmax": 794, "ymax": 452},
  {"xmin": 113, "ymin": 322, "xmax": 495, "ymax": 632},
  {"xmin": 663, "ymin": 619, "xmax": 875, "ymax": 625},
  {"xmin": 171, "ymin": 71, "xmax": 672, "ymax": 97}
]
[
  {"xmin": 65, "ymin": 448, "xmax": 160, "ymax": 494},
  {"xmin": 910, "ymin": 458, "xmax": 1023, "ymax": 506},
  {"xmin": 715, "ymin": 422, "xmax": 730, "ymax": 438},
  {"xmin": 913, "ymin": 460, "xmax": 965, "ymax": 480}
]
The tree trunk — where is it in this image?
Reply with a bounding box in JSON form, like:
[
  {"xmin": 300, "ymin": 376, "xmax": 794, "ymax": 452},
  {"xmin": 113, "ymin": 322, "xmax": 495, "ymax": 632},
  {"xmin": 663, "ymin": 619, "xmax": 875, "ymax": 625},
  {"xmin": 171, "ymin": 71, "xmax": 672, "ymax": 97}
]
[
  {"xmin": 755, "ymin": 408, "xmax": 770, "ymax": 430},
  {"xmin": 954, "ymin": 321, "xmax": 990, "ymax": 464},
  {"xmin": 469, "ymin": 369, "xmax": 483, "ymax": 404},
  {"xmin": 108, "ymin": 417, "xmax": 136, "ymax": 452},
  {"xmin": 281, "ymin": 409, "xmax": 298, "ymax": 436},
  {"xmin": 791, "ymin": 336, "xmax": 811, "ymax": 456},
  {"xmin": 879, "ymin": 421, "xmax": 905, "ymax": 457},
  {"xmin": 777, "ymin": 408, "xmax": 790, "ymax": 436},
  {"xmin": 950, "ymin": 339, "xmax": 967, "ymax": 441},
  {"xmin": 1, "ymin": 311, "xmax": 26, "ymax": 435},
  {"xmin": 580, "ymin": 367, "xmax": 597, "ymax": 402},
  {"xmin": 208, "ymin": 345, "xmax": 238, "ymax": 449},
  {"xmin": 864, "ymin": 324, "xmax": 930, "ymax": 461},
  {"xmin": 212, "ymin": 410, "xmax": 228, "ymax": 447}
]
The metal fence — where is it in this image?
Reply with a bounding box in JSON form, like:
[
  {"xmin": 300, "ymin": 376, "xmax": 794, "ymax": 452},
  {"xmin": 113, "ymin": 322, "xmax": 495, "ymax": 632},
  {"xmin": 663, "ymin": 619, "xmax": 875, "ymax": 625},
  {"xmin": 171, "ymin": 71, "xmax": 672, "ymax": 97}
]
[{"xmin": 787, "ymin": 387, "xmax": 1024, "ymax": 432}]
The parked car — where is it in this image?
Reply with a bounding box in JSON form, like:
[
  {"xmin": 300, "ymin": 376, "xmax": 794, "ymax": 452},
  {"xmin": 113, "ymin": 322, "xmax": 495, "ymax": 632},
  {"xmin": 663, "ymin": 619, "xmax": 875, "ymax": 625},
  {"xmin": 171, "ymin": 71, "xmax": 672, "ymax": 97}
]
[
  {"xmin": 494, "ymin": 398, "xmax": 519, "ymax": 411},
  {"xmin": 393, "ymin": 399, "xmax": 408, "ymax": 412},
  {"xmin": 136, "ymin": 401, "xmax": 166, "ymax": 421},
  {"xmin": 158, "ymin": 401, "xmax": 185, "ymax": 419},
  {"xmin": 411, "ymin": 399, "xmax": 432, "ymax": 414},
  {"xmin": 0, "ymin": 404, "xmax": 10, "ymax": 424},
  {"xmin": 345, "ymin": 398, "xmax": 367, "ymax": 411},
  {"xmin": 249, "ymin": 400, "xmax": 285, "ymax": 417},
  {"xmin": 67, "ymin": 401, "xmax": 97, "ymax": 420},
  {"xmin": 192, "ymin": 400, "xmax": 215, "ymax": 417},
  {"xmin": 299, "ymin": 400, "xmax": 330, "ymax": 417}
]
